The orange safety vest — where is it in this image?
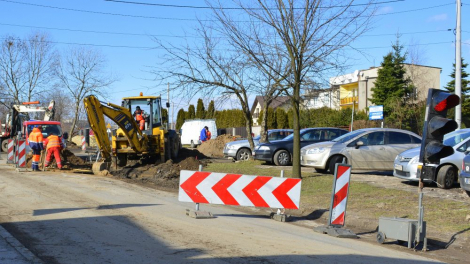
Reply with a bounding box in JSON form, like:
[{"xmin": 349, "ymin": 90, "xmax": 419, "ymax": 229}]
[
  {"xmin": 46, "ymin": 135, "xmax": 61, "ymax": 150},
  {"xmin": 135, "ymin": 110, "xmax": 144, "ymax": 121},
  {"xmin": 28, "ymin": 128, "xmax": 44, "ymax": 150}
]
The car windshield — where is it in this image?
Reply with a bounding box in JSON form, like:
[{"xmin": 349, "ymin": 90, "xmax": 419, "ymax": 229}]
[
  {"xmin": 27, "ymin": 124, "xmax": 62, "ymax": 137},
  {"xmin": 443, "ymin": 130, "xmax": 470, "ymax": 147},
  {"xmin": 331, "ymin": 130, "xmax": 366, "ymax": 143}
]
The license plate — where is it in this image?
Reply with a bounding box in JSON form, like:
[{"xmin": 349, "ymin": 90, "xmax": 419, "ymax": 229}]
[
  {"xmin": 394, "ymin": 164, "xmax": 403, "ymax": 171},
  {"xmin": 466, "ymin": 178, "xmax": 470, "ymax": 184}
]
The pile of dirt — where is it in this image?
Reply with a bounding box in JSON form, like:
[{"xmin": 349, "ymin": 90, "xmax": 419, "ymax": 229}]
[
  {"xmin": 197, "ymin": 134, "xmax": 236, "ymax": 158},
  {"xmin": 110, "ymin": 156, "xmax": 206, "ymax": 190},
  {"xmin": 25, "ymin": 149, "xmax": 90, "ymax": 170}
]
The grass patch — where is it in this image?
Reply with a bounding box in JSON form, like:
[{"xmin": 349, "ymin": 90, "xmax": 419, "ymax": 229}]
[{"xmin": 206, "ymin": 160, "xmax": 470, "ymax": 237}]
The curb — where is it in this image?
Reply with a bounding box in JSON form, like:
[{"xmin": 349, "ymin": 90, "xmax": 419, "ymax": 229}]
[{"xmin": 0, "ymin": 225, "xmax": 43, "ymax": 264}]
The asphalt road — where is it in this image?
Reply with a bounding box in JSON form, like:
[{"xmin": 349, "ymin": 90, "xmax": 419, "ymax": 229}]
[{"xmin": 0, "ymin": 160, "xmax": 442, "ymax": 263}]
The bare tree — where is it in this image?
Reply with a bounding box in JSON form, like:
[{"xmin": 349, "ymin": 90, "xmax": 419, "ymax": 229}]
[
  {"xmin": 0, "ymin": 32, "xmax": 57, "ymax": 105},
  {"xmin": 153, "ymin": 23, "xmax": 260, "ymax": 150},
  {"xmin": 209, "ymin": 0, "xmax": 375, "ymax": 177},
  {"xmin": 54, "ymin": 47, "xmax": 115, "ymax": 136}
]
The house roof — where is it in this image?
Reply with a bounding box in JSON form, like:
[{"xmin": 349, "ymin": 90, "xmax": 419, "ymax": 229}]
[{"xmin": 251, "ymin": 96, "xmax": 290, "ymax": 114}]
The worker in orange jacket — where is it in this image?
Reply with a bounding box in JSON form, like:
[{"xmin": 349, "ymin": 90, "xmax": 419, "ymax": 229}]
[
  {"xmin": 44, "ymin": 132, "xmax": 64, "ymax": 170},
  {"xmin": 206, "ymin": 127, "xmax": 211, "ymax": 140},
  {"xmin": 28, "ymin": 125, "xmax": 44, "ymax": 171},
  {"xmin": 133, "ymin": 106, "xmax": 145, "ymax": 130}
]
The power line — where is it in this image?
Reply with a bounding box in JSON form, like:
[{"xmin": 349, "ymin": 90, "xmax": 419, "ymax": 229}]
[
  {"xmin": 0, "ymin": 22, "xmax": 455, "ymax": 40},
  {"xmin": 104, "ymin": 0, "xmax": 405, "ymax": 10},
  {"xmin": 0, "ymin": 37, "xmax": 454, "ymax": 51},
  {"xmin": 0, "ymin": 0, "xmax": 455, "ymax": 23}
]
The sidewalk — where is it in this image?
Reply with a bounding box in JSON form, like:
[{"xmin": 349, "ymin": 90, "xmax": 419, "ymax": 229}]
[
  {"xmin": 0, "ymin": 225, "xmax": 42, "ymax": 264},
  {"xmin": 0, "ymin": 153, "xmax": 42, "ymax": 264}
]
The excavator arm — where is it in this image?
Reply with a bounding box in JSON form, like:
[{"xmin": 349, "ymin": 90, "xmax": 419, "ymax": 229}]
[{"xmin": 83, "ymin": 95, "xmax": 149, "ymax": 161}]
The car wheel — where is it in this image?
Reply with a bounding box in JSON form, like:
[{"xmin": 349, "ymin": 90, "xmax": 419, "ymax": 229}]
[
  {"xmin": 328, "ymin": 155, "xmax": 344, "ymax": 174},
  {"xmin": 236, "ymin": 148, "xmax": 251, "ymax": 161},
  {"xmin": 1, "ymin": 140, "xmax": 8, "ymax": 153},
  {"xmin": 314, "ymin": 168, "xmax": 328, "ymax": 173},
  {"xmin": 465, "ymin": 190, "xmax": 470, "ymax": 197},
  {"xmin": 437, "ymin": 165, "xmax": 455, "ymax": 189},
  {"xmin": 274, "ymin": 150, "xmax": 290, "ymax": 166}
]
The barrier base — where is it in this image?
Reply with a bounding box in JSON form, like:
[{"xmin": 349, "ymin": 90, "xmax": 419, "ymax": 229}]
[
  {"xmin": 313, "ymin": 225, "xmax": 357, "ymax": 238},
  {"xmin": 186, "ymin": 209, "xmax": 214, "ymax": 219},
  {"xmin": 15, "ymin": 168, "xmax": 31, "ymax": 172},
  {"xmin": 270, "ymin": 212, "xmax": 291, "ymax": 222}
]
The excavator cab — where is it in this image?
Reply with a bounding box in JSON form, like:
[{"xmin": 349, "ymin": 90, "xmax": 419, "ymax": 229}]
[{"xmin": 122, "ymin": 97, "xmax": 162, "ymax": 133}]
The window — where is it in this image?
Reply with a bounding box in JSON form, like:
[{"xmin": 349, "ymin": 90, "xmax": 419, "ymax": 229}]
[
  {"xmin": 355, "ymin": 132, "xmax": 384, "ymax": 146},
  {"xmin": 387, "ymin": 132, "xmax": 416, "ymax": 144},
  {"xmin": 302, "ymin": 130, "xmax": 322, "ymax": 141},
  {"xmin": 457, "ymin": 139, "xmax": 470, "ymax": 152}
]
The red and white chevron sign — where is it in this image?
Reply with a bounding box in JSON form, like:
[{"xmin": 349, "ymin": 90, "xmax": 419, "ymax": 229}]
[
  {"xmin": 329, "ymin": 164, "xmax": 352, "ymax": 226},
  {"xmin": 179, "ymin": 170, "xmax": 302, "ymax": 209}
]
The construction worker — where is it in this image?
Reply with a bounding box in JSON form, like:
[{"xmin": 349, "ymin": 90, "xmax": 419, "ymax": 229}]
[
  {"xmin": 206, "ymin": 127, "xmax": 211, "ymax": 140},
  {"xmin": 44, "ymin": 132, "xmax": 64, "ymax": 170},
  {"xmin": 28, "ymin": 125, "xmax": 44, "ymax": 171},
  {"xmin": 200, "ymin": 126, "xmax": 208, "ymax": 142},
  {"xmin": 133, "ymin": 106, "xmax": 145, "ymax": 130}
]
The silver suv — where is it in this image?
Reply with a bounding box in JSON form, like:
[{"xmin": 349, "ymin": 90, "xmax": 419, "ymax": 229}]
[{"xmin": 223, "ymin": 129, "xmax": 293, "ymax": 161}]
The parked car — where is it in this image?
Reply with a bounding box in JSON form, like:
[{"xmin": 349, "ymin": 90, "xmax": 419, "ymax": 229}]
[
  {"xmin": 394, "ymin": 129, "xmax": 470, "ymax": 188},
  {"xmin": 223, "ymin": 129, "xmax": 293, "ymax": 161},
  {"xmin": 459, "ymin": 154, "xmax": 470, "ymax": 196},
  {"xmin": 253, "ymin": 127, "xmax": 348, "ymax": 166},
  {"xmin": 300, "ymin": 128, "xmax": 421, "ymax": 173}
]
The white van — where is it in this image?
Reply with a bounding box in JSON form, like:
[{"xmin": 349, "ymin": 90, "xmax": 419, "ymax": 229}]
[{"xmin": 180, "ymin": 119, "xmax": 217, "ymax": 148}]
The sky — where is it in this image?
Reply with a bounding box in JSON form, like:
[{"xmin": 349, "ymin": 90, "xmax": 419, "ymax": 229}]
[{"xmin": 0, "ymin": 0, "xmax": 469, "ymax": 123}]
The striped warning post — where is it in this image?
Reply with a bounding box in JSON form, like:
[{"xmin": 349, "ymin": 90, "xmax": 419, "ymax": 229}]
[
  {"xmin": 7, "ymin": 139, "xmax": 15, "ymax": 164},
  {"xmin": 16, "ymin": 139, "xmax": 26, "ymax": 168},
  {"xmin": 81, "ymin": 135, "xmax": 86, "ymax": 151},
  {"xmin": 179, "ymin": 170, "xmax": 302, "ymax": 209},
  {"xmin": 329, "ymin": 164, "xmax": 352, "ymax": 226}
]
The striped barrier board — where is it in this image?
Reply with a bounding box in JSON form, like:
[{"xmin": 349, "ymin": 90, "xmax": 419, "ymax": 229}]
[
  {"xmin": 7, "ymin": 139, "xmax": 15, "ymax": 163},
  {"xmin": 329, "ymin": 164, "xmax": 352, "ymax": 226},
  {"xmin": 179, "ymin": 170, "xmax": 301, "ymax": 209},
  {"xmin": 16, "ymin": 139, "xmax": 26, "ymax": 168}
]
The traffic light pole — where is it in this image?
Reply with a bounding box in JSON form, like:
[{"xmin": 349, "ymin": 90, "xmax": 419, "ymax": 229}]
[{"xmin": 455, "ymin": 0, "xmax": 462, "ymax": 128}]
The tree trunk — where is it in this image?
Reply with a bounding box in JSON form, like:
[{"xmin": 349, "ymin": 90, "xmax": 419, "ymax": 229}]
[
  {"xmin": 259, "ymin": 100, "xmax": 271, "ymax": 143},
  {"xmin": 69, "ymin": 100, "xmax": 81, "ymax": 137},
  {"xmin": 292, "ymin": 83, "xmax": 301, "ymax": 179}
]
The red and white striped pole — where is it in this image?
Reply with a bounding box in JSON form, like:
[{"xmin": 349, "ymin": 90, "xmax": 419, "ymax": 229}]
[
  {"xmin": 16, "ymin": 139, "xmax": 26, "ymax": 168},
  {"xmin": 7, "ymin": 139, "xmax": 15, "ymax": 164},
  {"xmin": 328, "ymin": 163, "xmax": 352, "ymax": 227},
  {"xmin": 81, "ymin": 135, "xmax": 86, "ymax": 151}
]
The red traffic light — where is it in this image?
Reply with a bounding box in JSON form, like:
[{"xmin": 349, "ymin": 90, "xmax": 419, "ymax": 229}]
[{"xmin": 433, "ymin": 92, "xmax": 460, "ymax": 112}]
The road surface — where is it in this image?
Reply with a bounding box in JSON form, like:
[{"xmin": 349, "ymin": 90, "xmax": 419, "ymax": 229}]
[{"xmin": 0, "ymin": 162, "xmax": 441, "ymax": 263}]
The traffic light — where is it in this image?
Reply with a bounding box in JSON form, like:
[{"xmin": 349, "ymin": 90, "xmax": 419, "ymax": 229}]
[{"xmin": 419, "ymin": 88, "xmax": 460, "ymax": 166}]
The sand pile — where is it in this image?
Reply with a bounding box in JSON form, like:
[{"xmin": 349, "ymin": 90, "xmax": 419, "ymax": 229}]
[{"xmin": 197, "ymin": 134, "xmax": 235, "ymax": 158}]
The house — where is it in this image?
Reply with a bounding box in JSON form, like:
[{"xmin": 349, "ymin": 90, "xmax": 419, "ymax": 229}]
[
  {"xmin": 330, "ymin": 64, "xmax": 441, "ymax": 112},
  {"xmin": 251, "ymin": 96, "xmax": 290, "ymax": 126},
  {"xmin": 302, "ymin": 86, "xmax": 340, "ymax": 110}
]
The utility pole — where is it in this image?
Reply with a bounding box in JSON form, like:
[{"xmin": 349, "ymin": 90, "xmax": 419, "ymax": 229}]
[{"xmin": 455, "ymin": 0, "xmax": 462, "ymax": 128}]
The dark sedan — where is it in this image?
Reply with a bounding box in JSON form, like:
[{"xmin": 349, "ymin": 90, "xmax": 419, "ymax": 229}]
[
  {"xmin": 252, "ymin": 127, "xmax": 348, "ymax": 166},
  {"xmin": 459, "ymin": 154, "xmax": 470, "ymax": 196}
]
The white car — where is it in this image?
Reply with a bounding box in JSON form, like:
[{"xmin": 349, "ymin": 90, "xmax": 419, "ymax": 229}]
[
  {"xmin": 393, "ymin": 129, "xmax": 470, "ymax": 188},
  {"xmin": 300, "ymin": 128, "xmax": 421, "ymax": 173}
]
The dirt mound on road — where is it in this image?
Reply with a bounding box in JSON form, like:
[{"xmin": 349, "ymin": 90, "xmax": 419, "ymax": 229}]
[
  {"xmin": 197, "ymin": 134, "xmax": 235, "ymax": 158},
  {"xmin": 25, "ymin": 149, "xmax": 89, "ymax": 170}
]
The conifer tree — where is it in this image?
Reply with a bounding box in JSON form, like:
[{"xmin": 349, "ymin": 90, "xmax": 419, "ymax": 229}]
[
  {"xmin": 176, "ymin": 108, "xmax": 186, "ymax": 130},
  {"xmin": 195, "ymin": 98, "xmax": 205, "ymax": 119},
  {"xmin": 206, "ymin": 100, "xmax": 215, "ymax": 119},
  {"xmin": 186, "ymin": 104, "xmax": 195, "ymax": 119},
  {"xmin": 445, "ymin": 58, "xmax": 470, "ymax": 127}
]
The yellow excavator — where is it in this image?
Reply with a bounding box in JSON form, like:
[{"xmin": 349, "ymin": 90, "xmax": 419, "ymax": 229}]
[{"xmin": 83, "ymin": 93, "xmax": 180, "ymax": 173}]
